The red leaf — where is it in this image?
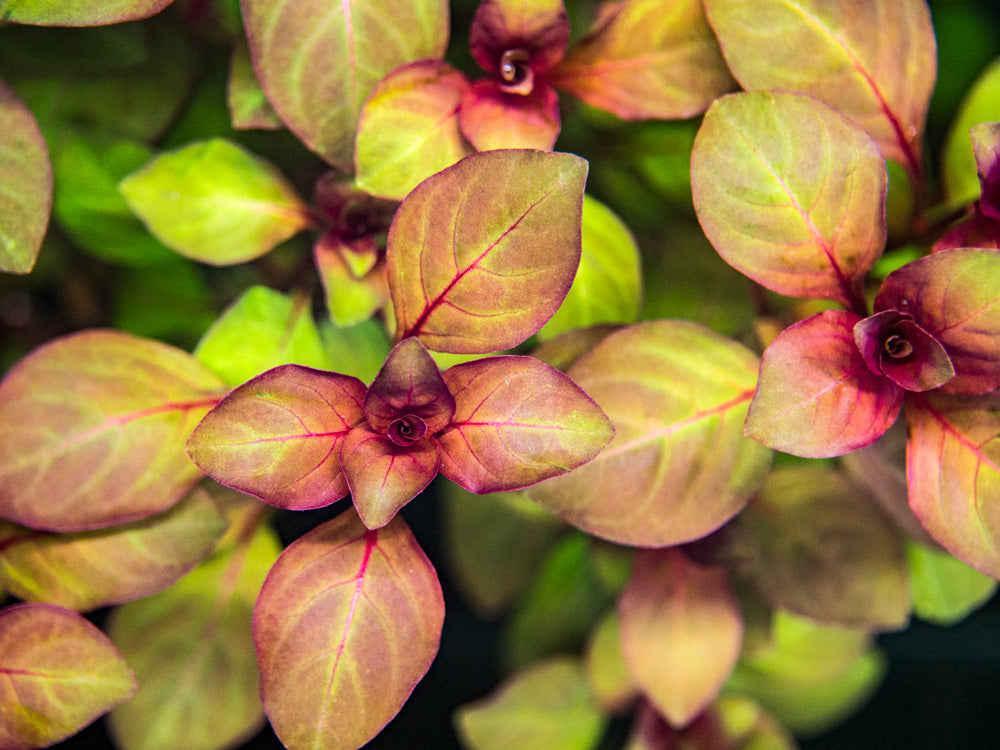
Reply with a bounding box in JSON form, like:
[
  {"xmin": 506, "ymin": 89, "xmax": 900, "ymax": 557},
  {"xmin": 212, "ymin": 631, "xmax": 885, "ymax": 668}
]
[
  {"xmin": 972, "ymin": 121, "xmax": 1000, "ymax": 220},
  {"xmin": 853, "ymin": 310, "xmax": 955, "ymax": 392},
  {"xmin": 459, "ymin": 79, "xmax": 561, "ymax": 151},
  {"xmin": 469, "ymin": 0, "xmax": 570, "ymax": 75},
  {"xmin": 365, "ymin": 337, "xmax": 455, "ymax": 435}
]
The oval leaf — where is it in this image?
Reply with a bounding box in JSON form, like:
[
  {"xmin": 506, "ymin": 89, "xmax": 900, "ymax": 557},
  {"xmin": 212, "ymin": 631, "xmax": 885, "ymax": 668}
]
[
  {"xmin": 0, "ymin": 603, "xmax": 136, "ymax": 750},
  {"xmin": 187, "ymin": 364, "xmax": 367, "ymax": 511},
  {"xmin": 0, "ymin": 77, "xmax": 51, "ymax": 274},
  {"xmin": 745, "ymin": 310, "xmax": 904, "ymax": 458},
  {"xmin": 0, "ymin": 486, "xmax": 226, "ymax": 611},
  {"xmin": 0, "ymin": 0, "xmax": 173, "ymax": 25},
  {"xmin": 618, "ymin": 548, "xmax": 743, "ymax": 728},
  {"xmin": 527, "ymin": 320, "xmax": 771, "ymax": 547},
  {"xmin": 254, "ymin": 510, "xmax": 444, "ymax": 750},
  {"xmin": 119, "ymin": 138, "xmax": 311, "ymax": 265},
  {"xmin": 704, "ymin": 0, "xmax": 936, "ymax": 180},
  {"xmin": 242, "ymin": 0, "xmax": 448, "ymax": 170},
  {"xmin": 691, "ymin": 91, "xmax": 887, "ymax": 309},
  {"xmin": 387, "ymin": 149, "xmax": 588, "ymax": 353},
  {"xmin": 0, "ymin": 330, "xmax": 225, "ymax": 532}
]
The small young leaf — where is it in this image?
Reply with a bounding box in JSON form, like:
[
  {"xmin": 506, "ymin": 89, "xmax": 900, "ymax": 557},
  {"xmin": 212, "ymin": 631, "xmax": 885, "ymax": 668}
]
[
  {"xmin": 0, "ymin": 330, "xmax": 224, "ymax": 532},
  {"xmin": 745, "ymin": 310, "xmax": 904, "ymax": 458},
  {"xmin": 548, "ymin": 0, "xmax": 735, "ymax": 120},
  {"xmin": 0, "ymin": 603, "xmax": 136, "ymax": 750},
  {"xmin": 227, "ymin": 39, "xmax": 283, "ymax": 131},
  {"xmin": 468, "ymin": 0, "xmax": 570, "ymax": 76},
  {"xmin": 187, "ymin": 365, "xmax": 366, "ymax": 511},
  {"xmin": 527, "ymin": 321, "xmax": 771, "ymax": 547},
  {"xmin": 438, "ymin": 355, "xmax": 613, "ymax": 494},
  {"xmin": 907, "ymin": 541, "xmax": 998, "ymax": 626},
  {"xmin": 314, "ymin": 233, "xmax": 389, "ymax": 327},
  {"xmin": 120, "ymin": 138, "xmax": 311, "ymax": 265},
  {"xmin": 254, "ymin": 510, "xmax": 444, "ymax": 750},
  {"xmin": 942, "ymin": 57, "xmax": 1000, "ymax": 209},
  {"xmin": 0, "ymin": 77, "xmax": 51, "ymax": 274},
  {"xmin": 0, "ymin": 0, "xmax": 173, "ymax": 25},
  {"xmin": 691, "ymin": 91, "xmax": 886, "ymax": 309},
  {"xmin": 364, "ymin": 337, "xmax": 455, "ymax": 434},
  {"xmin": 973, "ymin": 122, "xmax": 1000, "ymax": 219},
  {"xmin": 619, "ymin": 548, "xmax": 743, "ymax": 728},
  {"xmin": 387, "ymin": 149, "xmax": 588, "ymax": 353},
  {"xmin": 458, "ymin": 79, "xmax": 561, "ymax": 151}
]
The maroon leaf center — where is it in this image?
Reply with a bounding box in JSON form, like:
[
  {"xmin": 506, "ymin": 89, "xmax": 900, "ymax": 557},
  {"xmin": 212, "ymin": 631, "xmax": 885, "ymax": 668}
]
[
  {"xmin": 883, "ymin": 333, "xmax": 914, "ymax": 360},
  {"xmin": 386, "ymin": 415, "xmax": 429, "ymax": 447},
  {"xmin": 853, "ymin": 310, "xmax": 955, "ymax": 392},
  {"xmin": 498, "ymin": 49, "xmax": 534, "ymax": 95}
]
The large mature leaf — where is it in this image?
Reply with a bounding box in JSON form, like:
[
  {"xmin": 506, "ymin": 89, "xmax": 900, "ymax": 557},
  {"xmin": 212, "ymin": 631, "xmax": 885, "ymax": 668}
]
[
  {"xmin": 387, "ymin": 149, "xmax": 588, "ymax": 353},
  {"xmin": 108, "ymin": 495, "xmax": 281, "ymax": 750},
  {"xmin": 691, "ymin": 91, "xmax": 886, "ymax": 310},
  {"xmin": 119, "ymin": 138, "xmax": 312, "ymax": 265},
  {"xmin": 906, "ymin": 392, "xmax": 1000, "ymax": 578},
  {"xmin": 942, "ymin": 58, "xmax": 1000, "ymax": 209},
  {"xmin": 187, "ymin": 365, "xmax": 366, "ymax": 511},
  {"xmin": 0, "ymin": 330, "xmax": 224, "ymax": 532},
  {"xmin": 745, "ymin": 310, "xmax": 904, "ymax": 458},
  {"xmin": 241, "ymin": 0, "xmax": 448, "ymax": 170},
  {"xmin": 0, "ymin": 487, "xmax": 225, "ymax": 611},
  {"xmin": 907, "ymin": 541, "xmax": 998, "ymax": 626},
  {"xmin": 254, "ymin": 510, "xmax": 444, "ymax": 750},
  {"xmin": 438, "ymin": 355, "xmax": 613, "ymax": 493},
  {"xmin": 527, "ymin": 320, "xmax": 771, "ymax": 547},
  {"xmin": 704, "ymin": 0, "xmax": 936, "ymax": 180},
  {"xmin": 548, "ymin": 0, "xmax": 735, "ymax": 120},
  {"xmin": 0, "ymin": 77, "xmax": 51, "ymax": 274},
  {"xmin": 0, "ymin": 603, "xmax": 136, "ymax": 750},
  {"xmin": 454, "ymin": 657, "xmax": 605, "ymax": 750},
  {"xmin": 0, "ymin": 0, "xmax": 173, "ymax": 25}
]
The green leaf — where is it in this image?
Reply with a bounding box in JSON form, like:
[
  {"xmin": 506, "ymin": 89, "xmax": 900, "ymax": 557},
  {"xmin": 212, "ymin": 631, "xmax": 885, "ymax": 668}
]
[
  {"xmin": 241, "ymin": 0, "xmax": 449, "ymax": 170},
  {"xmin": 227, "ymin": 38, "xmax": 282, "ymax": 131},
  {"xmin": 195, "ymin": 285, "xmax": 331, "ymax": 387},
  {"xmin": 907, "ymin": 541, "xmax": 998, "ymax": 626},
  {"xmin": 455, "ymin": 657, "xmax": 605, "ymax": 750},
  {"xmin": 0, "ymin": 603, "xmax": 136, "ymax": 750},
  {"xmin": 0, "ymin": 77, "xmax": 51, "ymax": 274},
  {"xmin": 583, "ymin": 610, "xmax": 637, "ymax": 714},
  {"xmin": 527, "ymin": 320, "xmax": 771, "ymax": 547},
  {"xmin": 314, "ymin": 233, "xmax": 389, "ymax": 327},
  {"xmin": 691, "ymin": 91, "xmax": 886, "ymax": 309},
  {"xmin": 0, "ymin": 0, "xmax": 173, "ymax": 25},
  {"xmin": 942, "ymin": 57, "xmax": 1000, "ymax": 209},
  {"xmin": 388, "ymin": 149, "xmax": 588, "ymax": 353},
  {"xmin": 320, "ymin": 318, "xmax": 393, "ymax": 385},
  {"xmin": 539, "ymin": 194, "xmax": 642, "ymax": 339},
  {"xmin": 0, "ymin": 330, "xmax": 224, "ymax": 532},
  {"xmin": 254, "ymin": 510, "xmax": 444, "ymax": 750},
  {"xmin": 120, "ymin": 138, "xmax": 311, "ymax": 265},
  {"xmin": 112, "ymin": 260, "xmax": 216, "ymax": 347}
]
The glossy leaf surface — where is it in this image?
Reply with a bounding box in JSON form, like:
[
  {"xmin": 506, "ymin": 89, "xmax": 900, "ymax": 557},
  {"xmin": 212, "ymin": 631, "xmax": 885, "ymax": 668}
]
[
  {"xmin": 241, "ymin": 0, "xmax": 448, "ymax": 170},
  {"xmin": 745, "ymin": 311, "xmax": 904, "ymax": 458},
  {"xmin": 528, "ymin": 321, "xmax": 771, "ymax": 547},
  {"xmin": 0, "ymin": 330, "xmax": 224, "ymax": 531},
  {"xmin": 0, "ymin": 77, "xmax": 51, "ymax": 274},
  {"xmin": 388, "ymin": 149, "xmax": 588, "ymax": 353},
  {"xmin": 704, "ymin": 0, "xmax": 936, "ymax": 178},
  {"xmin": 187, "ymin": 365, "xmax": 366, "ymax": 511},
  {"xmin": 120, "ymin": 138, "xmax": 311, "ymax": 265},
  {"xmin": 0, "ymin": 603, "xmax": 136, "ymax": 750},
  {"xmin": 254, "ymin": 511, "xmax": 444, "ymax": 750},
  {"xmin": 691, "ymin": 91, "xmax": 886, "ymax": 309},
  {"xmin": 0, "ymin": 0, "xmax": 173, "ymax": 25},
  {"xmin": 438, "ymin": 355, "xmax": 613, "ymax": 493},
  {"xmin": 0, "ymin": 487, "xmax": 225, "ymax": 611},
  {"xmin": 549, "ymin": 0, "xmax": 735, "ymax": 120}
]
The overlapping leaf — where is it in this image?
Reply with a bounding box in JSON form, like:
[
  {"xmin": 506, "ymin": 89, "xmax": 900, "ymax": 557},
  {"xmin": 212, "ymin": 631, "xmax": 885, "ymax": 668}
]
[
  {"xmin": 584, "ymin": 611, "xmax": 636, "ymax": 713},
  {"xmin": 0, "ymin": 0, "xmax": 173, "ymax": 25},
  {"xmin": 227, "ymin": 40, "xmax": 283, "ymax": 131},
  {"xmin": 387, "ymin": 149, "xmax": 588, "ymax": 353},
  {"xmin": 459, "ymin": 80, "xmax": 561, "ymax": 151},
  {"xmin": 0, "ymin": 330, "xmax": 225, "ymax": 531},
  {"xmin": 942, "ymin": 58, "xmax": 1000, "ymax": 209},
  {"xmin": 691, "ymin": 91, "xmax": 887, "ymax": 309},
  {"xmin": 907, "ymin": 541, "xmax": 998, "ymax": 626},
  {"xmin": 527, "ymin": 320, "xmax": 771, "ymax": 547},
  {"xmin": 254, "ymin": 511, "xmax": 444, "ymax": 750}
]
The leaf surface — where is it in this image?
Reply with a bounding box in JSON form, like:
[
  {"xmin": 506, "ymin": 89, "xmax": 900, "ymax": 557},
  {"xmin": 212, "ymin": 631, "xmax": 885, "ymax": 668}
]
[
  {"xmin": 458, "ymin": 79, "xmax": 561, "ymax": 151},
  {"xmin": 0, "ymin": 0, "xmax": 173, "ymax": 25},
  {"xmin": 0, "ymin": 330, "xmax": 224, "ymax": 531},
  {"xmin": 691, "ymin": 91, "xmax": 886, "ymax": 309},
  {"xmin": 387, "ymin": 149, "xmax": 588, "ymax": 353},
  {"xmin": 942, "ymin": 58, "xmax": 1000, "ymax": 209},
  {"xmin": 468, "ymin": 0, "xmax": 570, "ymax": 75},
  {"xmin": 254, "ymin": 511, "xmax": 444, "ymax": 750},
  {"xmin": 907, "ymin": 541, "xmax": 998, "ymax": 626},
  {"xmin": 527, "ymin": 320, "xmax": 771, "ymax": 546}
]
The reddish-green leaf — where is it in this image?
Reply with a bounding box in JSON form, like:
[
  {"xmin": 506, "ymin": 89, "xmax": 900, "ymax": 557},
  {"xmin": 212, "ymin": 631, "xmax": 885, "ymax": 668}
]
[
  {"xmin": 254, "ymin": 510, "xmax": 444, "ymax": 750},
  {"xmin": 469, "ymin": 0, "xmax": 570, "ymax": 76},
  {"xmin": 0, "ymin": 0, "xmax": 173, "ymax": 25},
  {"xmin": 618, "ymin": 548, "xmax": 743, "ymax": 728},
  {"xmin": 691, "ymin": 91, "xmax": 887, "ymax": 309},
  {"xmin": 241, "ymin": 0, "xmax": 448, "ymax": 170},
  {"xmin": 0, "ymin": 77, "xmax": 51, "ymax": 274},
  {"xmin": 228, "ymin": 39, "xmax": 283, "ymax": 131},
  {"xmin": 459, "ymin": 79, "xmax": 561, "ymax": 151},
  {"xmin": 187, "ymin": 365, "xmax": 367, "ymax": 511},
  {"xmin": 355, "ymin": 60, "xmax": 473, "ymax": 201},
  {"xmin": 704, "ymin": 0, "xmax": 936, "ymax": 181},
  {"xmin": 906, "ymin": 392, "xmax": 1000, "ymax": 578},
  {"xmin": 745, "ymin": 310, "xmax": 904, "ymax": 458},
  {"xmin": 527, "ymin": 321, "xmax": 771, "ymax": 547},
  {"xmin": 974, "ymin": 122, "xmax": 1000, "ymax": 219},
  {"xmin": 387, "ymin": 149, "xmax": 588, "ymax": 353},
  {"xmin": 0, "ymin": 486, "xmax": 225, "ymax": 612},
  {"xmin": 0, "ymin": 603, "xmax": 136, "ymax": 750},
  {"xmin": 0, "ymin": 330, "xmax": 224, "ymax": 532},
  {"xmin": 548, "ymin": 0, "xmax": 735, "ymax": 120},
  {"xmin": 874, "ymin": 248, "xmax": 1000, "ymax": 395},
  {"xmin": 437, "ymin": 355, "xmax": 613, "ymax": 493},
  {"xmin": 364, "ymin": 337, "xmax": 455, "ymax": 434}
]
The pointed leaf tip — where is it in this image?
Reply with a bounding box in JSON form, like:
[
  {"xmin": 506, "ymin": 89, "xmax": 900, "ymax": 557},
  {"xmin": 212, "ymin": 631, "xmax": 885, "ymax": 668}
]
[{"xmin": 365, "ymin": 337, "xmax": 455, "ymax": 434}]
